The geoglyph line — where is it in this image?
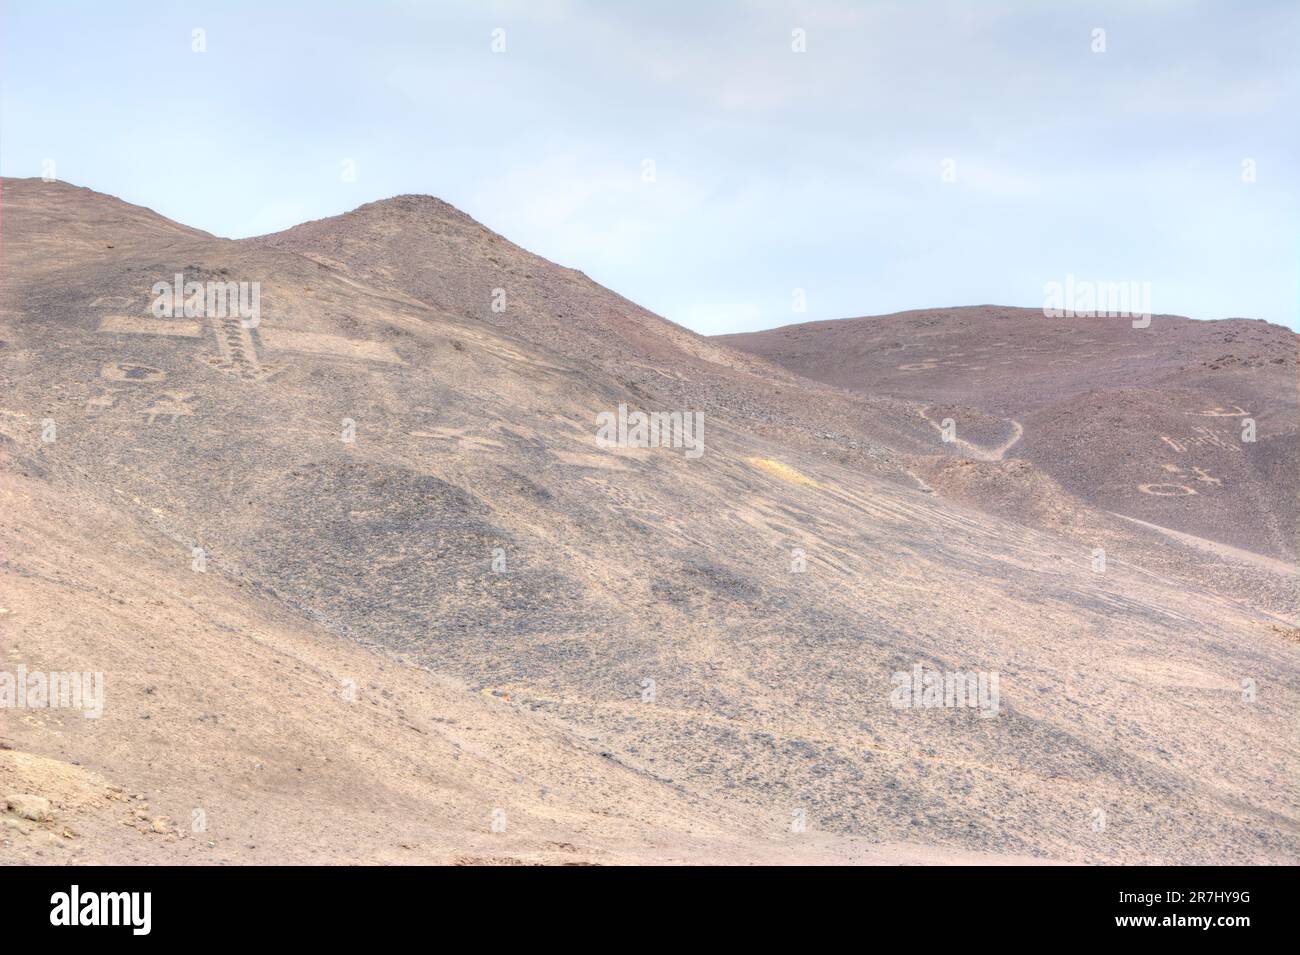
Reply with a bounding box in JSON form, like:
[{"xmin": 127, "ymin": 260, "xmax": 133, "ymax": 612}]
[
  {"xmin": 98, "ymin": 315, "xmax": 203, "ymax": 337},
  {"xmin": 258, "ymin": 328, "xmax": 401, "ymax": 364},
  {"xmin": 96, "ymin": 314, "xmax": 403, "ymax": 377}
]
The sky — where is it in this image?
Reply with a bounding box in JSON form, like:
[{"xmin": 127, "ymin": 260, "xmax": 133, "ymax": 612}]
[{"xmin": 2, "ymin": 0, "xmax": 1296, "ymax": 333}]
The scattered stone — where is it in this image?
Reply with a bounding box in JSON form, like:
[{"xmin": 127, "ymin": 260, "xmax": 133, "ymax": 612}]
[{"xmin": 6, "ymin": 794, "xmax": 52, "ymax": 821}]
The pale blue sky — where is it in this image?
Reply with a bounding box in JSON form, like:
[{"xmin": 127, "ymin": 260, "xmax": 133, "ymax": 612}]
[{"xmin": 3, "ymin": 1, "xmax": 1296, "ymax": 332}]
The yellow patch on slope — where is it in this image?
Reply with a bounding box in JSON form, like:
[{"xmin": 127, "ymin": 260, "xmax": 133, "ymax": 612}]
[{"xmin": 747, "ymin": 457, "xmax": 820, "ymax": 488}]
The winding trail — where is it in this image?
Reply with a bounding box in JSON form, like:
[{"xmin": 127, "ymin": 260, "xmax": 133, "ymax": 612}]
[
  {"xmin": 1110, "ymin": 512, "xmax": 1298, "ymax": 577},
  {"xmin": 918, "ymin": 406, "xmax": 1024, "ymax": 461}
]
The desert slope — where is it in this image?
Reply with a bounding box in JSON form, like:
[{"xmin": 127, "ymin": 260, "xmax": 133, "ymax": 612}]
[
  {"xmin": 2, "ymin": 179, "xmax": 1298, "ymax": 865},
  {"xmin": 248, "ymin": 195, "xmax": 945, "ymax": 475},
  {"xmin": 719, "ymin": 306, "xmax": 1298, "ymax": 563}
]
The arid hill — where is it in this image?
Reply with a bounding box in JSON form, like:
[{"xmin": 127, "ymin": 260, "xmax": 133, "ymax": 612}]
[
  {"xmin": 719, "ymin": 307, "xmax": 1297, "ymax": 563},
  {"xmin": 2, "ymin": 179, "xmax": 1296, "ymax": 865}
]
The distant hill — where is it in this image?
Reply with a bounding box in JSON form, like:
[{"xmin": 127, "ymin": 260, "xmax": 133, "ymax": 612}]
[{"xmin": 719, "ymin": 306, "xmax": 1298, "ymax": 562}]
